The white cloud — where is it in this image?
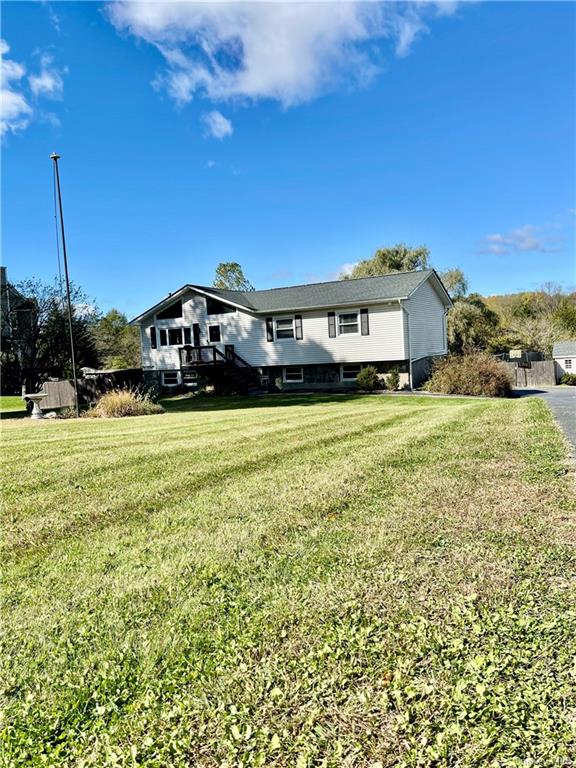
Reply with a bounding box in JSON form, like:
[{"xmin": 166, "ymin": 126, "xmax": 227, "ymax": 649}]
[
  {"xmin": 1, "ymin": 40, "xmax": 32, "ymax": 136},
  {"xmin": 106, "ymin": 2, "xmax": 459, "ymax": 109},
  {"xmin": 1, "ymin": 40, "xmax": 66, "ymax": 137},
  {"xmin": 339, "ymin": 262, "xmax": 358, "ymax": 277},
  {"xmin": 29, "ymin": 54, "xmax": 65, "ymax": 99},
  {"xmin": 479, "ymin": 225, "xmax": 562, "ymax": 255},
  {"xmin": 201, "ymin": 109, "xmax": 233, "ymax": 139}
]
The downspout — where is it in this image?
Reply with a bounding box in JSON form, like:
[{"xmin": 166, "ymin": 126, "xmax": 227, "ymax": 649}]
[{"xmin": 400, "ymin": 300, "xmax": 413, "ymax": 391}]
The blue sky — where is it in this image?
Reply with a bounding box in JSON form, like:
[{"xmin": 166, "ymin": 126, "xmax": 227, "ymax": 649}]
[{"xmin": 2, "ymin": 1, "xmax": 575, "ymax": 316}]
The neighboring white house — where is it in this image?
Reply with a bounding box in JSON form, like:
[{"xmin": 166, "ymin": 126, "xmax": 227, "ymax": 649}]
[
  {"xmin": 130, "ymin": 269, "xmax": 452, "ymax": 392},
  {"xmin": 553, "ymin": 341, "xmax": 576, "ymax": 379}
]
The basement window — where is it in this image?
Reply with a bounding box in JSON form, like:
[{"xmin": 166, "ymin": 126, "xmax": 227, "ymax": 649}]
[
  {"xmin": 283, "ymin": 366, "xmax": 303, "ymax": 383},
  {"xmin": 565, "ymin": 359, "xmax": 573, "ymax": 369},
  {"xmin": 341, "ymin": 364, "xmax": 362, "ymax": 381},
  {"xmin": 168, "ymin": 328, "xmax": 183, "ymax": 346},
  {"xmin": 162, "ymin": 371, "xmax": 179, "ymax": 386}
]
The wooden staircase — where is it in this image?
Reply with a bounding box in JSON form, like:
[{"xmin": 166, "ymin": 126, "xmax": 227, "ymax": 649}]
[{"xmin": 179, "ymin": 345, "xmax": 264, "ymax": 396}]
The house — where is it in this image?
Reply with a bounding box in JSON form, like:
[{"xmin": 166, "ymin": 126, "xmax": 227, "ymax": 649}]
[
  {"xmin": 130, "ymin": 269, "xmax": 452, "ymax": 392},
  {"xmin": 553, "ymin": 341, "xmax": 576, "ymax": 379}
]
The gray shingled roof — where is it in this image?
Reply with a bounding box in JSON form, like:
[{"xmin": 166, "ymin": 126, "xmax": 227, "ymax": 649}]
[
  {"xmin": 193, "ymin": 269, "xmax": 436, "ymax": 312},
  {"xmin": 553, "ymin": 341, "xmax": 576, "ymax": 357}
]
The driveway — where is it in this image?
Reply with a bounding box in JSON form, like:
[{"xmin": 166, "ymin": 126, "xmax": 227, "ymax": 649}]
[{"xmin": 516, "ymin": 387, "xmax": 576, "ymax": 456}]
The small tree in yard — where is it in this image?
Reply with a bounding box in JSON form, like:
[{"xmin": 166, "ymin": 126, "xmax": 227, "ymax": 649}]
[
  {"xmin": 387, "ymin": 369, "xmax": 400, "ymax": 391},
  {"xmin": 356, "ymin": 366, "xmax": 379, "ymax": 391}
]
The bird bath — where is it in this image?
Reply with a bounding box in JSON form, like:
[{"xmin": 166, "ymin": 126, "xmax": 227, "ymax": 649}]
[{"xmin": 25, "ymin": 393, "xmax": 48, "ymax": 420}]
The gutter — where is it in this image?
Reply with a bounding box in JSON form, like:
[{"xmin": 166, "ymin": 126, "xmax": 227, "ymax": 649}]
[{"xmin": 400, "ymin": 299, "xmax": 413, "ymax": 391}]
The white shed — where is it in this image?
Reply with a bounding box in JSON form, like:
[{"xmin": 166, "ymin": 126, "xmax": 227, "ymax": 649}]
[{"xmin": 553, "ymin": 341, "xmax": 576, "ymax": 377}]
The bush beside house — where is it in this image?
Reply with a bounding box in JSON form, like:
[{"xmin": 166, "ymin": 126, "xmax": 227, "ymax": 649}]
[{"xmin": 425, "ymin": 354, "xmax": 513, "ymax": 398}]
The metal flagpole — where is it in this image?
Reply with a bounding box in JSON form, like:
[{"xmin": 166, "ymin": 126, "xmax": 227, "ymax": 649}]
[{"xmin": 50, "ymin": 153, "xmax": 80, "ymax": 417}]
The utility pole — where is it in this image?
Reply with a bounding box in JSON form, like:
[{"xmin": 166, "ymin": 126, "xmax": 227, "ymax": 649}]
[{"xmin": 50, "ymin": 153, "xmax": 79, "ymax": 417}]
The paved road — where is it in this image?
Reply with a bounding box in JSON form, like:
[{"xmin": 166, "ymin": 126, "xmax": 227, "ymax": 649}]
[{"xmin": 516, "ymin": 387, "xmax": 576, "ymax": 456}]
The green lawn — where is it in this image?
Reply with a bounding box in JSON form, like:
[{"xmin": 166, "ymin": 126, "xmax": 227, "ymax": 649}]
[
  {"xmin": 1, "ymin": 394, "xmax": 575, "ymax": 766},
  {"xmin": 0, "ymin": 395, "xmax": 26, "ymax": 415}
]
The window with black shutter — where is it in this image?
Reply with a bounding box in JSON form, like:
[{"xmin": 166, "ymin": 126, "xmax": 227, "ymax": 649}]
[
  {"xmin": 295, "ymin": 315, "xmax": 303, "ymax": 340},
  {"xmin": 183, "ymin": 327, "xmax": 192, "ymax": 345},
  {"xmin": 159, "ymin": 329, "xmax": 167, "ymax": 346},
  {"xmin": 150, "ymin": 327, "xmax": 157, "ymax": 349},
  {"xmin": 328, "ymin": 311, "xmax": 336, "ymax": 338},
  {"xmin": 266, "ymin": 317, "xmax": 274, "ymax": 342},
  {"xmin": 360, "ymin": 308, "xmax": 369, "ymax": 336},
  {"xmin": 209, "ymin": 325, "xmax": 221, "ymax": 343}
]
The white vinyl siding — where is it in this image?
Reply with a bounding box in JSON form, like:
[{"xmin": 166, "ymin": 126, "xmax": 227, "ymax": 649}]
[{"xmin": 403, "ymin": 278, "xmax": 448, "ymax": 360}]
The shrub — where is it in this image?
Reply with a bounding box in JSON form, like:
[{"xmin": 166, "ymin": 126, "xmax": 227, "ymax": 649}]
[
  {"xmin": 560, "ymin": 373, "xmax": 576, "ymax": 386},
  {"xmin": 387, "ymin": 369, "xmax": 400, "ymax": 391},
  {"xmin": 424, "ymin": 354, "xmax": 513, "ymax": 398},
  {"xmin": 356, "ymin": 366, "xmax": 379, "ymax": 391},
  {"xmin": 85, "ymin": 388, "xmax": 165, "ymax": 418}
]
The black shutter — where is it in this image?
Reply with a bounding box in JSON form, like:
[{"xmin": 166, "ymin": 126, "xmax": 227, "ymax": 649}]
[
  {"xmin": 295, "ymin": 315, "xmax": 303, "ymax": 340},
  {"xmin": 328, "ymin": 312, "xmax": 336, "ymax": 338},
  {"xmin": 360, "ymin": 308, "xmax": 369, "ymax": 336},
  {"xmin": 159, "ymin": 329, "xmax": 167, "ymax": 346},
  {"xmin": 183, "ymin": 327, "xmax": 192, "ymax": 345},
  {"xmin": 266, "ymin": 317, "xmax": 274, "ymax": 342},
  {"xmin": 193, "ymin": 323, "xmax": 201, "ymax": 346},
  {"xmin": 150, "ymin": 327, "xmax": 157, "ymax": 349}
]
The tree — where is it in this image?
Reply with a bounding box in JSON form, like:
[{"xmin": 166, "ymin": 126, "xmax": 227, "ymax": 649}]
[
  {"xmin": 1, "ymin": 278, "xmax": 100, "ymax": 393},
  {"xmin": 447, "ymin": 293, "xmax": 500, "ymax": 354},
  {"xmin": 213, "ymin": 262, "xmax": 254, "ymax": 291},
  {"xmin": 439, "ymin": 268, "xmax": 468, "ymax": 300},
  {"xmin": 342, "ymin": 243, "xmax": 430, "ymax": 279},
  {"xmin": 92, "ymin": 309, "xmax": 141, "ymax": 369}
]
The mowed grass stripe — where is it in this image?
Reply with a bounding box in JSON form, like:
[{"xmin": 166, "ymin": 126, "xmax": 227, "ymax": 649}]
[{"xmin": 3, "ymin": 400, "xmax": 459, "ymax": 554}]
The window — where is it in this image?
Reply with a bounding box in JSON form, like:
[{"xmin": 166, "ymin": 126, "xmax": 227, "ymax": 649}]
[
  {"xmin": 566, "ymin": 359, "xmax": 573, "ymax": 369},
  {"xmin": 156, "ymin": 300, "xmax": 182, "ymax": 320},
  {"xmin": 283, "ymin": 366, "xmax": 303, "ymax": 383},
  {"xmin": 276, "ymin": 317, "xmax": 294, "ymax": 339},
  {"xmin": 183, "ymin": 327, "xmax": 192, "ymax": 345},
  {"xmin": 159, "ymin": 329, "xmax": 167, "ymax": 346},
  {"xmin": 168, "ymin": 328, "xmax": 183, "ymax": 346},
  {"xmin": 183, "ymin": 370, "xmax": 198, "ymax": 383},
  {"xmin": 208, "ymin": 325, "xmax": 221, "ymax": 343},
  {"xmin": 150, "ymin": 327, "xmax": 157, "ymax": 350},
  {"xmin": 206, "ymin": 297, "xmax": 236, "ymax": 315},
  {"xmin": 341, "ymin": 364, "xmax": 362, "ymax": 380},
  {"xmin": 162, "ymin": 371, "xmax": 179, "ymax": 386},
  {"xmin": 338, "ymin": 312, "xmax": 359, "ymax": 335}
]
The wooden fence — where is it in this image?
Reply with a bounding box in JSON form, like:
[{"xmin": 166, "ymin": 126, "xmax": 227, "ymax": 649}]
[
  {"xmin": 37, "ymin": 369, "xmax": 144, "ymax": 410},
  {"xmin": 502, "ymin": 360, "xmax": 557, "ymax": 387}
]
